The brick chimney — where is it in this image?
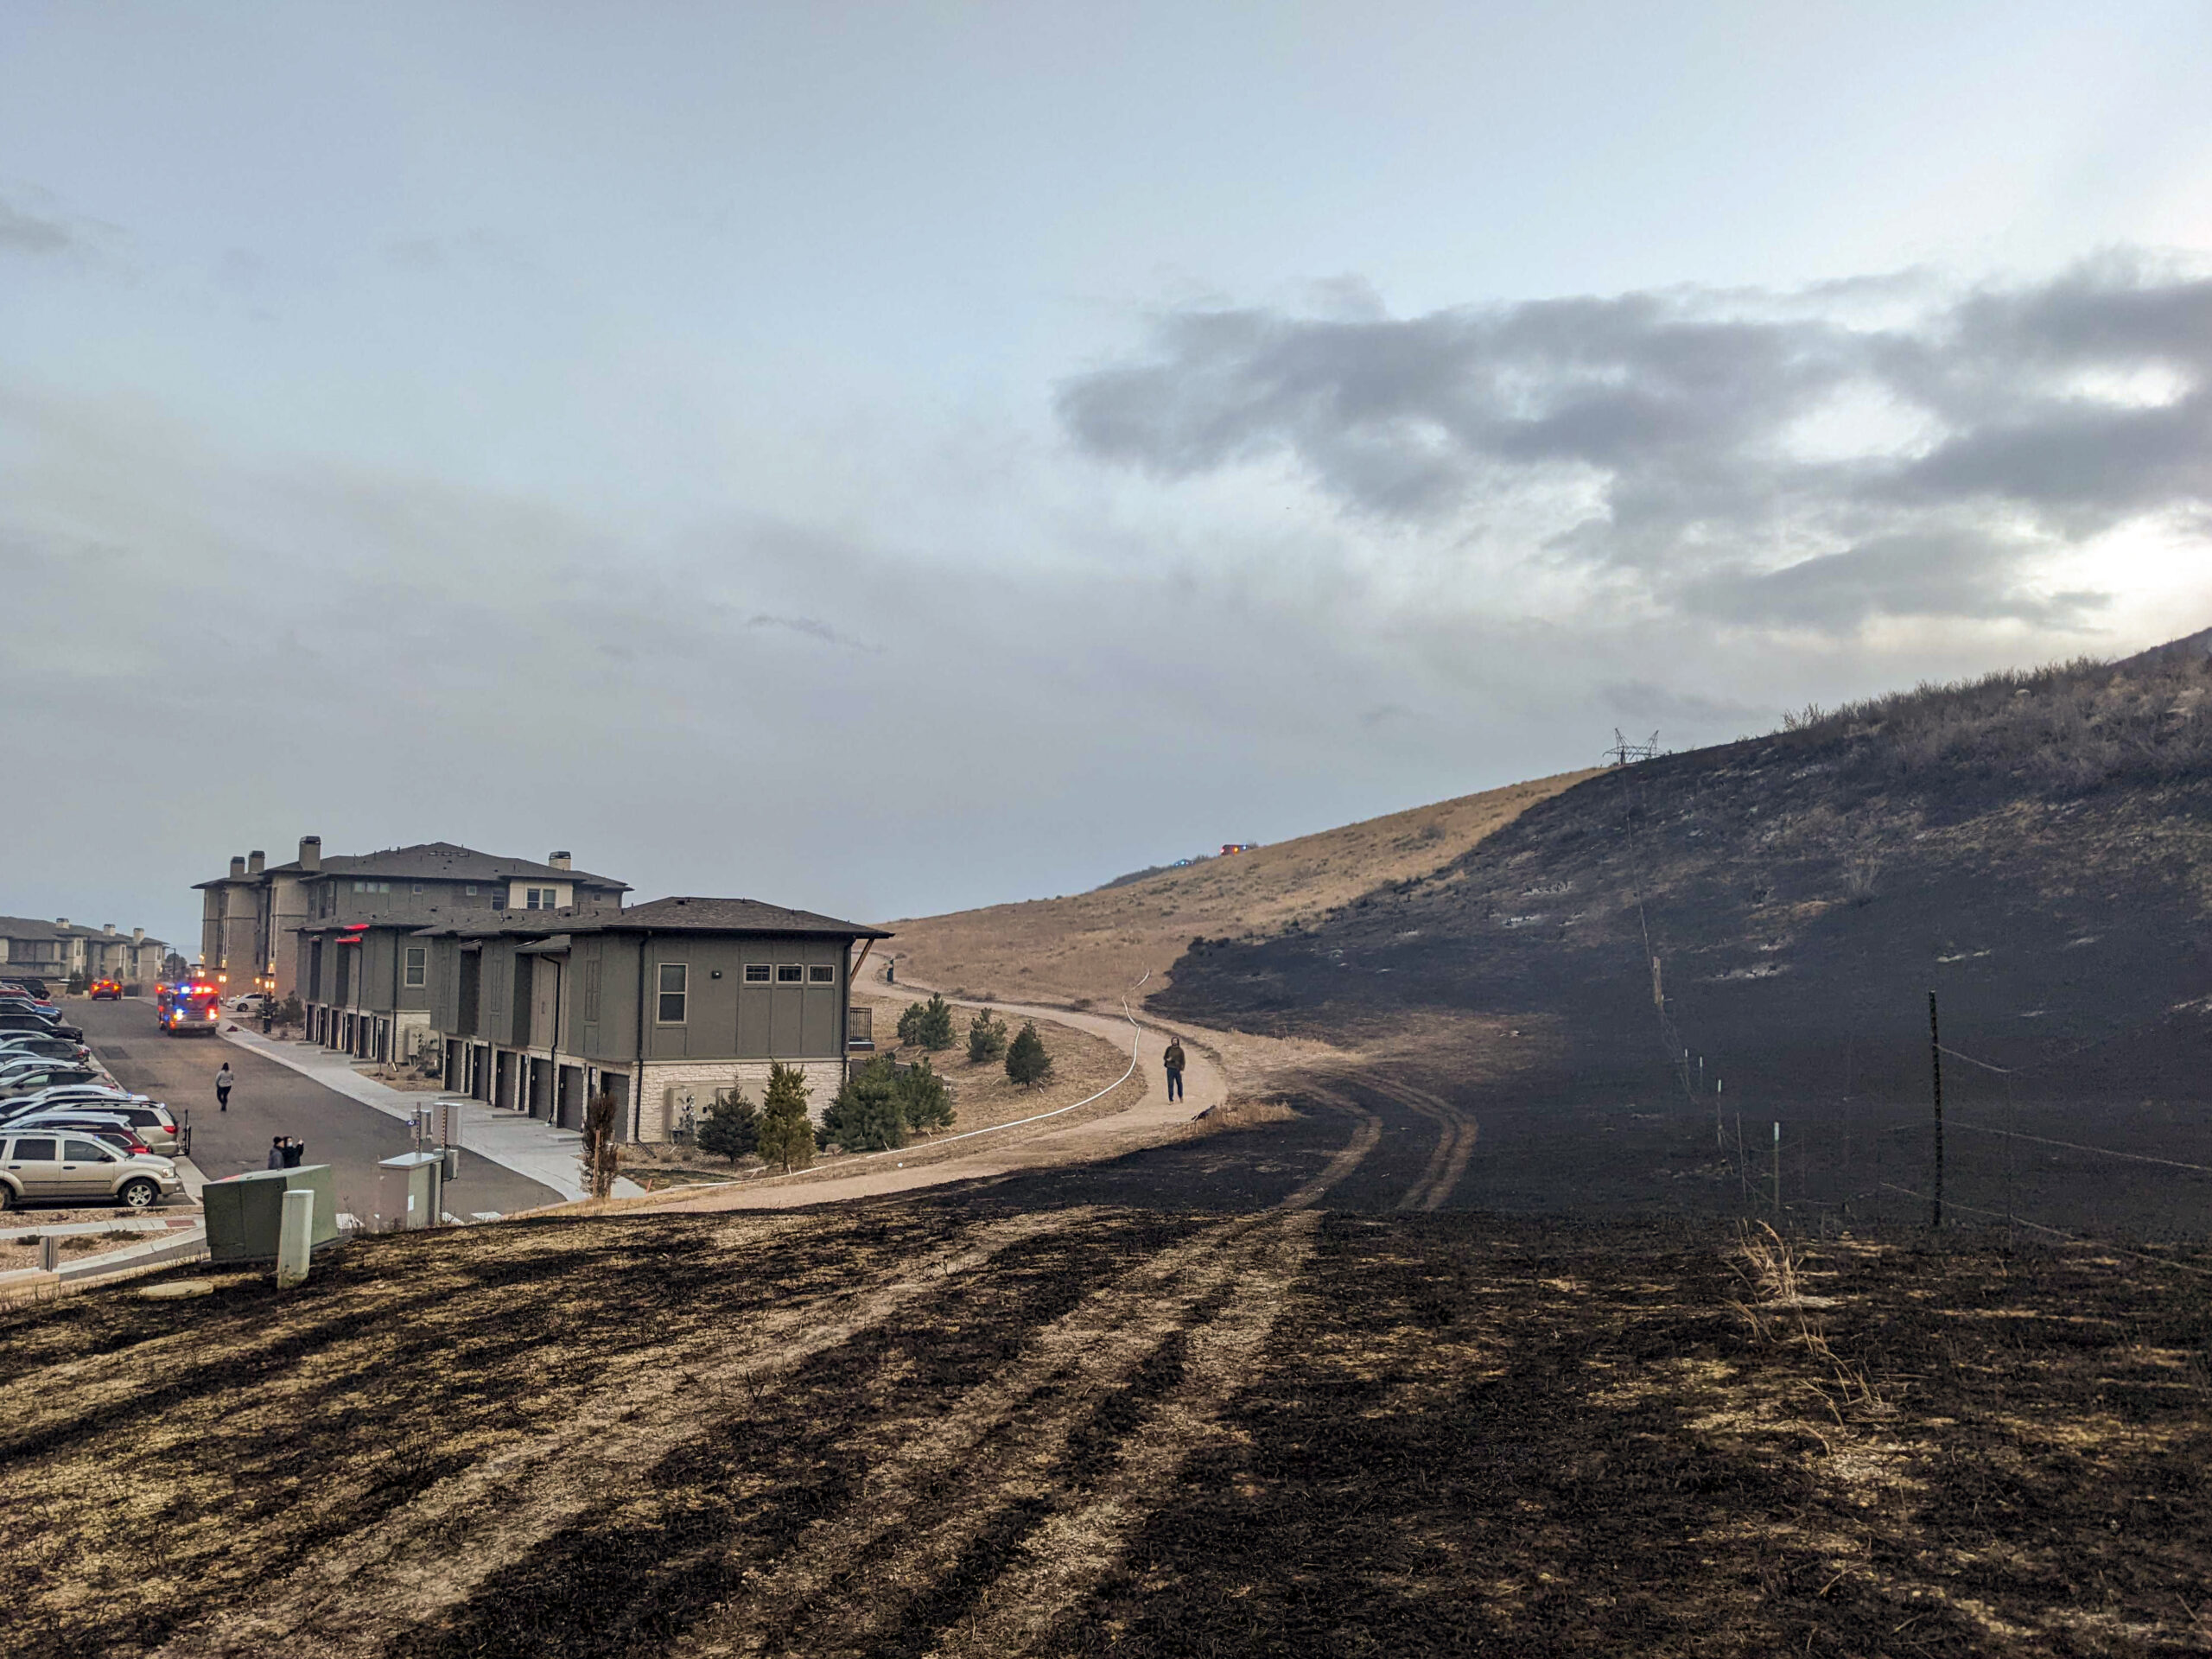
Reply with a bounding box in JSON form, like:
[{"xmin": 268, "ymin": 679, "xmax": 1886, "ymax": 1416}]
[
  {"xmin": 549, "ymin": 850, "xmax": 572, "ymax": 870},
  {"xmin": 230, "ymin": 855, "xmax": 246, "ymax": 877},
  {"xmin": 56, "ymin": 918, "xmax": 67, "ymax": 928},
  {"xmin": 248, "ymin": 849, "xmax": 265, "ymax": 874},
  {"xmin": 103, "ymin": 923, "xmax": 116, "ymax": 936},
  {"xmin": 132, "ymin": 928, "xmax": 144, "ymax": 944},
  {"xmin": 299, "ymin": 835, "xmax": 321, "ymax": 873}
]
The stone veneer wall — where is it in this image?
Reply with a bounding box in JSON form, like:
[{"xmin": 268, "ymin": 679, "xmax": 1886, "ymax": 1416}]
[{"xmin": 632, "ymin": 1058, "xmax": 846, "ymax": 1141}]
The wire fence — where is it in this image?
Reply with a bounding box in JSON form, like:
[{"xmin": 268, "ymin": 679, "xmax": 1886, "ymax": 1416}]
[{"xmin": 1601, "ymin": 742, "xmax": 2212, "ymax": 1251}]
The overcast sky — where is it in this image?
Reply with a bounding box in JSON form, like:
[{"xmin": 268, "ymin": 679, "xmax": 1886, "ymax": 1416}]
[{"xmin": 3, "ymin": 3, "xmax": 2209, "ymax": 951}]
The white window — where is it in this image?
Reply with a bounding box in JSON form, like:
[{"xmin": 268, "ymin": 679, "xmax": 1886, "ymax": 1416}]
[
  {"xmin": 411, "ymin": 883, "xmax": 423, "ymax": 894},
  {"xmin": 466, "ymin": 884, "xmax": 478, "ymax": 896},
  {"xmin": 776, "ymin": 964, "xmax": 803, "ymax": 983},
  {"xmin": 404, "ymin": 948, "xmax": 426, "ymax": 988},
  {"xmin": 657, "ymin": 963, "xmax": 688, "ymax": 1023},
  {"xmin": 808, "ymin": 964, "xmax": 835, "ymax": 983},
  {"xmin": 743, "ymin": 963, "xmax": 771, "ymax": 982}
]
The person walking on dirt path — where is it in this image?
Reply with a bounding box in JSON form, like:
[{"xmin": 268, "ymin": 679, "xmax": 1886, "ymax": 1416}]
[
  {"xmin": 1162, "ymin": 1037, "xmax": 1186, "ymax": 1103},
  {"xmin": 215, "ymin": 1062, "xmax": 234, "ymax": 1112}
]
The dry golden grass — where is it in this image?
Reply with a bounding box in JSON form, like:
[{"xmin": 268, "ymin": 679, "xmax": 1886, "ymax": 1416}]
[
  {"xmin": 849, "ymin": 988, "xmax": 1135, "ymax": 1138},
  {"xmin": 880, "ymin": 770, "xmax": 1594, "ymax": 1009}
]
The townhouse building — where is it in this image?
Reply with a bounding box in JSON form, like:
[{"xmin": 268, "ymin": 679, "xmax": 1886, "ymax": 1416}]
[
  {"xmin": 301, "ymin": 895, "xmax": 887, "ymax": 1141},
  {"xmin": 0, "ymin": 917, "xmax": 168, "ymax": 986},
  {"xmin": 195, "ymin": 837, "xmax": 626, "ymax": 999}
]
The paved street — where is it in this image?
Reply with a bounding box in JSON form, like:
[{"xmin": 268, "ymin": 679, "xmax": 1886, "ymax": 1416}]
[{"xmin": 75, "ymin": 998, "xmax": 561, "ymax": 1221}]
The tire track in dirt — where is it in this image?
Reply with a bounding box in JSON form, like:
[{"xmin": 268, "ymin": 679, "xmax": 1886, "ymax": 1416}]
[
  {"xmin": 662, "ymin": 1209, "xmax": 1326, "ymax": 1657},
  {"xmin": 152, "ymin": 1211, "xmax": 1084, "ymax": 1659},
  {"xmin": 920, "ymin": 1210, "xmax": 1317, "ymax": 1658},
  {"xmin": 677, "ymin": 1099, "xmax": 1378, "ymax": 1656},
  {"xmin": 382, "ymin": 1211, "xmax": 1212, "ymax": 1659},
  {"xmin": 1360, "ymin": 1074, "xmax": 1478, "ymax": 1211}
]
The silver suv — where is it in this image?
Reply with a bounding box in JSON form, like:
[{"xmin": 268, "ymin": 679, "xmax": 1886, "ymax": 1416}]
[{"xmin": 0, "ymin": 1133, "xmax": 181, "ymax": 1210}]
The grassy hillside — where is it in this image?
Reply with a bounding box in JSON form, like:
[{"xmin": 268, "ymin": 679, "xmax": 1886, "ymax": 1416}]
[
  {"xmin": 882, "ymin": 771, "xmax": 1594, "ymax": 1007},
  {"xmin": 1156, "ymin": 639, "xmax": 2212, "ymax": 1232}
]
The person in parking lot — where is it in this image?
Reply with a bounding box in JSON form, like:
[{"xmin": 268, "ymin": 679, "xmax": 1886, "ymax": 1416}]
[{"xmin": 215, "ymin": 1062, "xmax": 233, "ymax": 1111}]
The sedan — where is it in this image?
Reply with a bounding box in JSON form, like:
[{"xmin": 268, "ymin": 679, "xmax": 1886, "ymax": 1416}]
[
  {"xmin": 5, "ymin": 1114, "xmax": 154, "ymax": 1157},
  {"xmin": 0, "ymin": 1086, "xmax": 149, "ymax": 1123},
  {"xmin": 8, "ymin": 1100, "xmax": 182, "ymax": 1156},
  {"xmin": 0, "ymin": 1035, "xmax": 92, "ymax": 1065},
  {"xmin": 0, "ymin": 1065, "xmax": 105, "ymax": 1099},
  {"xmin": 0, "ymin": 1014, "xmax": 85, "ymax": 1043}
]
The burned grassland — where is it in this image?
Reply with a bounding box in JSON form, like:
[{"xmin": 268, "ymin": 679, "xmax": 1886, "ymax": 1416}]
[{"xmin": 2, "ymin": 1192, "xmax": 2208, "ymax": 1658}]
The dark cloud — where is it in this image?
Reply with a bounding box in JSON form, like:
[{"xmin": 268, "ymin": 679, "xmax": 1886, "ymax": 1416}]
[
  {"xmin": 0, "ymin": 195, "xmax": 76, "ymax": 256},
  {"xmin": 745, "ymin": 613, "xmax": 875, "ymax": 651},
  {"xmin": 1059, "ymin": 260, "xmax": 2212, "ymax": 630}
]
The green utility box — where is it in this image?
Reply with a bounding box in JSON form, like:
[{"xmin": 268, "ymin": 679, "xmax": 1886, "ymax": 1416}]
[{"xmin": 203, "ymin": 1165, "xmax": 339, "ymax": 1264}]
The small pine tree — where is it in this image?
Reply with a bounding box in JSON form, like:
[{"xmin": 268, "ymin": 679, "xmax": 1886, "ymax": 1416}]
[
  {"xmin": 917, "ymin": 993, "xmax": 957, "ymax": 1051},
  {"xmin": 896, "ymin": 1056, "xmax": 954, "ymax": 1134},
  {"xmin": 897, "ymin": 1001, "xmax": 928, "ymax": 1046},
  {"xmin": 823, "ymin": 1055, "xmax": 906, "ymax": 1152},
  {"xmin": 696, "ymin": 1087, "xmax": 759, "ymax": 1165},
  {"xmin": 966, "ymin": 1006, "xmax": 1007, "ymax": 1064},
  {"xmin": 1004, "ymin": 1020, "xmax": 1053, "ymax": 1089},
  {"xmin": 755, "ymin": 1062, "xmax": 815, "ymax": 1172}
]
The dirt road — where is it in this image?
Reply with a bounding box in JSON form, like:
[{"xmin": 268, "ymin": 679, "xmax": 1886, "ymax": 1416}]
[{"xmin": 639, "ymin": 982, "xmax": 1224, "ymax": 1212}]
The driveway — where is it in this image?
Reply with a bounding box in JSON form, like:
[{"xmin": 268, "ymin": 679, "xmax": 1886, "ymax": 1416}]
[{"xmin": 74, "ymin": 999, "xmax": 561, "ymax": 1221}]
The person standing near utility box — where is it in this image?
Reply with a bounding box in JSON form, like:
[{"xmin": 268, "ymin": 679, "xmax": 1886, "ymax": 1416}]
[{"xmin": 1162, "ymin": 1036, "xmax": 1186, "ymax": 1103}]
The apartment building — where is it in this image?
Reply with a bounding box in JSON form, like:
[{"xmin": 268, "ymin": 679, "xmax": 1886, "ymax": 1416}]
[
  {"xmin": 302, "ymin": 895, "xmax": 889, "ymax": 1141},
  {"xmin": 195, "ymin": 837, "xmax": 626, "ymax": 999},
  {"xmin": 0, "ymin": 917, "xmax": 168, "ymax": 986}
]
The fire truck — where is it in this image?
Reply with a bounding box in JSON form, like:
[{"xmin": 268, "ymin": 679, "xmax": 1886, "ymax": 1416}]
[{"xmin": 156, "ymin": 978, "xmax": 223, "ymax": 1037}]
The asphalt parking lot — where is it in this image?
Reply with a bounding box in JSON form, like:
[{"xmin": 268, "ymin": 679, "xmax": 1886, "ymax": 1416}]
[{"xmin": 74, "ymin": 998, "xmax": 561, "ymax": 1221}]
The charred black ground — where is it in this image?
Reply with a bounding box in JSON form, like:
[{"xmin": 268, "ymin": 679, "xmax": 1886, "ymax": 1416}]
[
  {"xmin": 1154, "ymin": 647, "xmax": 2212, "ymax": 1236},
  {"xmin": 3, "ymin": 1187, "xmax": 2208, "ymax": 1659}
]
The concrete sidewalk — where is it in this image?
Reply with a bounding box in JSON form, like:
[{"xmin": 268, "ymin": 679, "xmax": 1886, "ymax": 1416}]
[{"xmin": 217, "ymin": 1025, "xmax": 643, "ymax": 1202}]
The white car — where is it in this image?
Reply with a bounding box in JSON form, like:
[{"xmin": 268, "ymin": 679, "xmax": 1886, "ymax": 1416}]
[{"xmin": 227, "ymin": 993, "xmax": 271, "ymax": 1014}]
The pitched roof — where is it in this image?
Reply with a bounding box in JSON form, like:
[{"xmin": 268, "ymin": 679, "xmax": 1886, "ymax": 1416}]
[
  {"xmin": 596, "ymin": 897, "xmax": 892, "ymax": 939},
  {"xmin": 200, "ymin": 842, "xmax": 626, "ymax": 889},
  {"xmin": 0, "ymin": 918, "xmax": 162, "ymax": 948},
  {"xmin": 403, "ymin": 897, "xmax": 890, "ymax": 942}
]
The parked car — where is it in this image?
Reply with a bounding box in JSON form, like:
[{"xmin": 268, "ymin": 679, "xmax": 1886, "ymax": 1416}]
[
  {"xmin": 0, "ymin": 979, "xmax": 51, "ymax": 999},
  {"xmin": 0, "ymin": 1012, "xmax": 84, "ymax": 1043},
  {"xmin": 8, "ymin": 1100, "xmax": 183, "ymax": 1156},
  {"xmin": 0, "ymin": 1132, "xmax": 181, "ymax": 1209},
  {"xmin": 0, "ymin": 1033, "xmax": 93, "ymax": 1065},
  {"xmin": 88, "ymin": 979, "xmax": 123, "ymax": 1001},
  {"xmin": 0, "ymin": 1065, "xmax": 105, "ymax": 1099},
  {"xmin": 4, "ymin": 1113, "xmax": 154, "ymax": 1156},
  {"xmin": 226, "ymin": 992, "xmax": 271, "ymax": 1014},
  {"xmin": 0, "ymin": 1086, "xmax": 149, "ymax": 1124}
]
